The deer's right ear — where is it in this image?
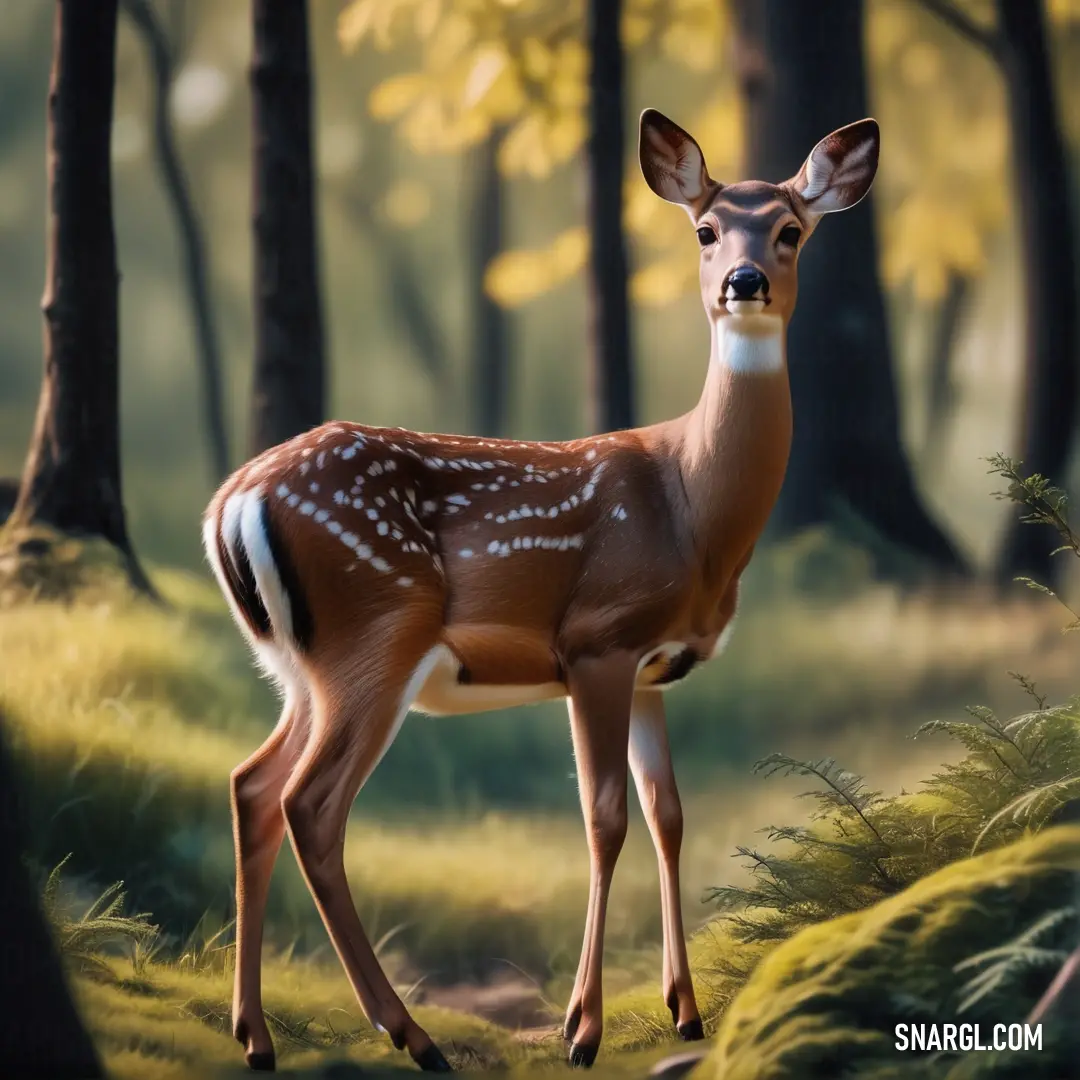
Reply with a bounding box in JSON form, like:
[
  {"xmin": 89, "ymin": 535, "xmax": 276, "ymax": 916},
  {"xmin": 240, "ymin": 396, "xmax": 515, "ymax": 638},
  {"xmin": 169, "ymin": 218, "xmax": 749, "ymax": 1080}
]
[{"xmin": 638, "ymin": 109, "xmax": 715, "ymax": 216}]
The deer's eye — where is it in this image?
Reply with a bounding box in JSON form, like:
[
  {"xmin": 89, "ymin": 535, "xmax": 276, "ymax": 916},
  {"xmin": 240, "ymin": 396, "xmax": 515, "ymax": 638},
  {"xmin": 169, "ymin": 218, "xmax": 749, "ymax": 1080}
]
[
  {"xmin": 778, "ymin": 224, "xmax": 802, "ymax": 249},
  {"xmin": 696, "ymin": 226, "xmax": 717, "ymax": 247}
]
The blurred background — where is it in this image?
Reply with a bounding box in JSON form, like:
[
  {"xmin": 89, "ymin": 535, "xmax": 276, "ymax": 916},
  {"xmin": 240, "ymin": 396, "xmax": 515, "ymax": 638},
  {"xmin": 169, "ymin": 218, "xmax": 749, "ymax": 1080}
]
[{"xmin": 1, "ymin": 1, "xmax": 1080, "ymax": 1068}]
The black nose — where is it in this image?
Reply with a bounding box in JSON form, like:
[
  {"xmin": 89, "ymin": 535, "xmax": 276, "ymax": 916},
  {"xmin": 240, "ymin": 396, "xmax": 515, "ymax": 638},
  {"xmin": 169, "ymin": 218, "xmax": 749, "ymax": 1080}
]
[{"xmin": 726, "ymin": 265, "xmax": 770, "ymax": 299}]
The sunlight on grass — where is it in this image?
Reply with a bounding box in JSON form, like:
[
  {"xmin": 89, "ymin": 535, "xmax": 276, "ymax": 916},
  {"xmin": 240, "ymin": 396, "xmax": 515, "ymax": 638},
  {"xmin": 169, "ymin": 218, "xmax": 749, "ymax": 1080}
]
[{"xmin": 2, "ymin": 539, "xmax": 1075, "ymax": 988}]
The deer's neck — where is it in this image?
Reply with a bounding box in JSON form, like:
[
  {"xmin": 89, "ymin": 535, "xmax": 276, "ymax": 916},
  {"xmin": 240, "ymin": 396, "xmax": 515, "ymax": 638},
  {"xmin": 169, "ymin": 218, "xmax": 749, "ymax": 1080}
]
[{"xmin": 677, "ymin": 315, "xmax": 793, "ymax": 577}]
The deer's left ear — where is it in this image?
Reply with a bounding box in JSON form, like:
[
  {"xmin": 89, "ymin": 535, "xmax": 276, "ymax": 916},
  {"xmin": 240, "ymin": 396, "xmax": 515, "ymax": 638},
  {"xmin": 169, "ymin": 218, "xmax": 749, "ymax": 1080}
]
[{"xmin": 788, "ymin": 118, "xmax": 879, "ymax": 217}]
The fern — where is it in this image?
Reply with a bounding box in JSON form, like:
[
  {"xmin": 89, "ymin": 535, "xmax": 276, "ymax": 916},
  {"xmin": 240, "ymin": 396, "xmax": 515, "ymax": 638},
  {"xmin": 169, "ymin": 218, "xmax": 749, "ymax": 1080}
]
[
  {"xmin": 954, "ymin": 907, "xmax": 1078, "ymax": 1013},
  {"xmin": 706, "ymin": 703, "xmax": 1080, "ymax": 946}
]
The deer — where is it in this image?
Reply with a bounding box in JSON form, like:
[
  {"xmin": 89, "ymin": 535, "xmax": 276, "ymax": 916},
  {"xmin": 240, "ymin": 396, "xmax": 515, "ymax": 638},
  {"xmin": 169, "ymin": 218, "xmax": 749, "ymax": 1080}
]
[{"xmin": 202, "ymin": 108, "xmax": 880, "ymax": 1073}]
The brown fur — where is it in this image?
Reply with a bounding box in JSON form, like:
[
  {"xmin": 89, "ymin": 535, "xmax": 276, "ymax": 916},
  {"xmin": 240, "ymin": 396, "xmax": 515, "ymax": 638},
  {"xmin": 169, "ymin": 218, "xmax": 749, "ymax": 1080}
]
[{"xmin": 203, "ymin": 108, "xmax": 880, "ymax": 1071}]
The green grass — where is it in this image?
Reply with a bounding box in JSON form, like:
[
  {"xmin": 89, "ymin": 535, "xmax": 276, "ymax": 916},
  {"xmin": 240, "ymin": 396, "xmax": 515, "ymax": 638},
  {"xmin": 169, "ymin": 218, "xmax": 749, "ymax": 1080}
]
[
  {"xmin": 1, "ymin": 531, "xmax": 1073, "ymax": 980},
  {"xmin": 4, "ymin": 530, "xmax": 1080, "ymax": 1075}
]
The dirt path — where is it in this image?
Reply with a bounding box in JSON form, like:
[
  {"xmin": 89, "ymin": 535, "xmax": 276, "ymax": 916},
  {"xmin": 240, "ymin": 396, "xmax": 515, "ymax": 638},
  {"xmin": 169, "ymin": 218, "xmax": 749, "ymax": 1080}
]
[{"xmin": 414, "ymin": 971, "xmax": 558, "ymax": 1034}]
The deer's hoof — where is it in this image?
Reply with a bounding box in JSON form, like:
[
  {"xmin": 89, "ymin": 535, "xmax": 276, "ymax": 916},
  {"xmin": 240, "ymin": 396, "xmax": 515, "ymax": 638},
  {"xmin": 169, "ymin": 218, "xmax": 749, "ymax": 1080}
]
[
  {"xmin": 568, "ymin": 1042, "xmax": 598, "ymax": 1069},
  {"xmin": 677, "ymin": 1018, "xmax": 705, "ymax": 1042},
  {"xmin": 412, "ymin": 1043, "xmax": 454, "ymax": 1072}
]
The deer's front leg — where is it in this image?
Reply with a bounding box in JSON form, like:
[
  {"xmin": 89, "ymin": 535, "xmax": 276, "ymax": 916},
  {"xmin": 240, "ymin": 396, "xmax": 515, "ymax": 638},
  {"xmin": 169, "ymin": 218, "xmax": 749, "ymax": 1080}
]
[
  {"xmin": 563, "ymin": 652, "xmax": 636, "ymax": 1068},
  {"xmin": 627, "ymin": 691, "xmax": 703, "ymax": 1041}
]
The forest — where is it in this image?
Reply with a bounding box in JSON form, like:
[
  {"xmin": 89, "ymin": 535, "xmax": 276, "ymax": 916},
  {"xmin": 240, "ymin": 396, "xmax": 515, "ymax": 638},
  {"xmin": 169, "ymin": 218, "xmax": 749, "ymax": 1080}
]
[{"xmin": 1, "ymin": 1, "xmax": 1079, "ymax": 1078}]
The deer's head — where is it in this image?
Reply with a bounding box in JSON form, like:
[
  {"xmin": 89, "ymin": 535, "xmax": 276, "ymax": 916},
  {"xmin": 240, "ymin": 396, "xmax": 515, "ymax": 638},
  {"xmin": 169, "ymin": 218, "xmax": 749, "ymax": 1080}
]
[{"xmin": 638, "ymin": 110, "xmax": 879, "ymax": 330}]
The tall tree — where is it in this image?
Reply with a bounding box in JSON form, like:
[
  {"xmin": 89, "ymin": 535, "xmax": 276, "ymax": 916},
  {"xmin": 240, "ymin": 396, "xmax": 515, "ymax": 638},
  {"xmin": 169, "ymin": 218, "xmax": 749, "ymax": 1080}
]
[
  {"xmin": 6, "ymin": 0, "xmax": 153, "ymax": 595},
  {"xmin": 123, "ymin": 0, "xmax": 229, "ymax": 483},
  {"xmin": 586, "ymin": 0, "xmax": 636, "ymax": 433},
  {"xmin": 731, "ymin": 0, "xmax": 967, "ymax": 576},
  {"xmin": 916, "ymin": 0, "xmax": 1079, "ymax": 587},
  {"xmin": 470, "ymin": 130, "xmax": 513, "ymax": 436},
  {"xmin": 0, "ymin": 716, "xmax": 103, "ymax": 1079},
  {"xmin": 249, "ymin": 0, "xmax": 326, "ymax": 456}
]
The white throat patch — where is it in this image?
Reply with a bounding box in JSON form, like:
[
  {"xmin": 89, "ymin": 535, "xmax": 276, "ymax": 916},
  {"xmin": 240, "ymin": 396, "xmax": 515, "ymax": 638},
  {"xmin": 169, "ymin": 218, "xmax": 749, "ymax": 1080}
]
[{"xmin": 712, "ymin": 316, "xmax": 785, "ymax": 375}]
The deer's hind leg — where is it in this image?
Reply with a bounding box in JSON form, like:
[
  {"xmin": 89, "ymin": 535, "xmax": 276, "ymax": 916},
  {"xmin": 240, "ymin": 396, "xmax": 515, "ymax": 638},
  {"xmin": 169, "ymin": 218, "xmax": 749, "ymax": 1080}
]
[
  {"xmin": 231, "ymin": 678, "xmax": 313, "ymax": 1070},
  {"xmin": 281, "ymin": 623, "xmax": 453, "ymax": 1071}
]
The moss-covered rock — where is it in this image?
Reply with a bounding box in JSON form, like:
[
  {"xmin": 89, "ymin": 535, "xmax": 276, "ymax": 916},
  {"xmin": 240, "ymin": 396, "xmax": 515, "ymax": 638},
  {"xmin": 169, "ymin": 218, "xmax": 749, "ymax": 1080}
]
[{"xmin": 695, "ymin": 826, "xmax": 1080, "ymax": 1080}]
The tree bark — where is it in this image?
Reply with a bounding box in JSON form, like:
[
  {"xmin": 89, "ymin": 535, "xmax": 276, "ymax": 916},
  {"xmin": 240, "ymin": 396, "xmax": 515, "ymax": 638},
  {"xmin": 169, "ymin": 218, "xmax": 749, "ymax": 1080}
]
[
  {"xmin": 249, "ymin": 0, "xmax": 326, "ymax": 456},
  {"xmin": 7, "ymin": 0, "xmax": 153, "ymax": 594},
  {"xmin": 585, "ymin": 0, "xmax": 636, "ymax": 433},
  {"xmin": 731, "ymin": 0, "xmax": 967, "ymax": 576},
  {"xmin": 470, "ymin": 130, "xmax": 512, "ymax": 436},
  {"xmin": 123, "ymin": 0, "xmax": 229, "ymax": 483},
  {"xmin": 0, "ymin": 715, "xmax": 103, "ymax": 1079},
  {"xmin": 922, "ymin": 270, "xmax": 970, "ymax": 467},
  {"xmin": 993, "ymin": 0, "xmax": 1079, "ymax": 587}
]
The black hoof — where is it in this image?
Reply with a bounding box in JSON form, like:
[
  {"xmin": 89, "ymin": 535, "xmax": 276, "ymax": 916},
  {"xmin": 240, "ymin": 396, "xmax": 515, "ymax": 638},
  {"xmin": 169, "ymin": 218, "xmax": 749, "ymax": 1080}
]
[
  {"xmin": 412, "ymin": 1043, "xmax": 454, "ymax": 1073},
  {"xmin": 246, "ymin": 1050, "xmax": 276, "ymax": 1071},
  {"xmin": 677, "ymin": 1018, "xmax": 705, "ymax": 1042},
  {"xmin": 665, "ymin": 989, "xmax": 679, "ymax": 1028},
  {"xmin": 568, "ymin": 1042, "xmax": 598, "ymax": 1069},
  {"xmin": 563, "ymin": 1004, "xmax": 582, "ymax": 1044}
]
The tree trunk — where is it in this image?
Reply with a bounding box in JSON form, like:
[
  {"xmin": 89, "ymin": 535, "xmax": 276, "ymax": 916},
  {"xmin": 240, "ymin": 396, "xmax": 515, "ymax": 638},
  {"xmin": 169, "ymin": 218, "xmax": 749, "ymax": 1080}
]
[
  {"xmin": 923, "ymin": 270, "xmax": 970, "ymax": 467},
  {"xmin": 470, "ymin": 130, "xmax": 512, "ymax": 436},
  {"xmin": 585, "ymin": 0, "xmax": 635, "ymax": 433},
  {"xmin": 0, "ymin": 715, "xmax": 103, "ymax": 1079},
  {"xmin": 123, "ymin": 0, "xmax": 229, "ymax": 483},
  {"xmin": 249, "ymin": 0, "xmax": 326, "ymax": 456},
  {"xmin": 993, "ymin": 0, "xmax": 1079, "ymax": 587},
  {"xmin": 7, "ymin": 0, "xmax": 153, "ymax": 594},
  {"xmin": 731, "ymin": 0, "xmax": 967, "ymax": 576}
]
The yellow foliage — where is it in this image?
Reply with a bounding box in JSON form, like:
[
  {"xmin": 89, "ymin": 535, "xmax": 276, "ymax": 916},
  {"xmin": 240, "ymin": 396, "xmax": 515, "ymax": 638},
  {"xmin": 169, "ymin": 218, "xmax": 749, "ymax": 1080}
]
[
  {"xmin": 866, "ymin": 3, "xmax": 919, "ymax": 66},
  {"xmin": 379, "ymin": 179, "xmax": 433, "ymax": 227},
  {"xmin": 691, "ymin": 94, "xmax": 744, "ymax": 183},
  {"xmin": 484, "ymin": 227, "xmax": 589, "ymax": 307},
  {"xmin": 631, "ymin": 254, "xmax": 698, "ymax": 307},
  {"xmin": 369, "ymin": 73, "xmax": 428, "ymax": 120},
  {"xmin": 660, "ymin": 0, "xmax": 728, "ymax": 73},
  {"xmin": 341, "ymin": 0, "xmax": 733, "ymax": 180},
  {"xmin": 882, "ymin": 191, "xmax": 986, "ymax": 302},
  {"xmin": 899, "ymin": 41, "xmax": 943, "ymax": 88},
  {"xmin": 339, "ymin": 0, "xmax": 425, "ymax": 52},
  {"xmin": 519, "ymin": 36, "xmax": 552, "ymax": 81},
  {"xmin": 622, "ymin": 11, "xmax": 651, "ymax": 48},
  {"xmin": 870, "ymin": 0, "xmax": 1010, "ymax": 304},
  {"xmin": 1049, "ymin": 0, "xmax": 1080, "ymax": 22}
]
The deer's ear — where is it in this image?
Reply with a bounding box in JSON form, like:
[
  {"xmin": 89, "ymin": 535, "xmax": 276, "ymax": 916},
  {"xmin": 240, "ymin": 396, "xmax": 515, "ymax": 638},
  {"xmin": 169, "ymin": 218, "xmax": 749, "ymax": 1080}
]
[
  {"xmin": 788, "ymin": 118, "xmax": 879, "ymax": 216},
  {"xmin": 638, "ymin": 109, "xmax": 716, "ymax": 215}
]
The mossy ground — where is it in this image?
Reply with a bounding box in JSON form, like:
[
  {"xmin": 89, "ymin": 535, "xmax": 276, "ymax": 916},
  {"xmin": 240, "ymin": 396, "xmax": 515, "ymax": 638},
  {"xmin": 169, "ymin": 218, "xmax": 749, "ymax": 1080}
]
[{"xmin": 700, "ymin": 826, "xmax": 1080, "ymax": 1080}]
